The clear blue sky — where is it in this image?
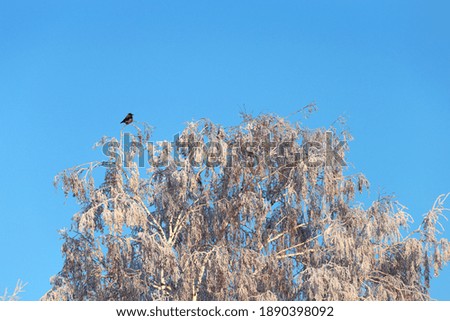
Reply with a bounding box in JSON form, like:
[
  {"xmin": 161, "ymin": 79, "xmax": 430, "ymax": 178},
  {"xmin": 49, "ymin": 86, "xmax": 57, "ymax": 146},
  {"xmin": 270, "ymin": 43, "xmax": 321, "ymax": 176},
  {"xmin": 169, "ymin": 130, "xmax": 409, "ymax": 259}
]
[{"xmin": 0, "ymin": 0, "xmax": 449, "ymax": 300}]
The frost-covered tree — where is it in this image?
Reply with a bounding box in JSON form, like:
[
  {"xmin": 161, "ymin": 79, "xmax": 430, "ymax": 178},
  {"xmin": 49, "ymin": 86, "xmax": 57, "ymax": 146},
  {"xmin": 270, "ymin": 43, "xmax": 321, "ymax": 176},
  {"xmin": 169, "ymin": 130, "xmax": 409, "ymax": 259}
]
[
  {"xmin": 1, "ymin": 280, "xmax": 26, "ymax": 301},
  {"xmin": 43, "ymin": 112, "xmax": 449, "ymax": 301}
]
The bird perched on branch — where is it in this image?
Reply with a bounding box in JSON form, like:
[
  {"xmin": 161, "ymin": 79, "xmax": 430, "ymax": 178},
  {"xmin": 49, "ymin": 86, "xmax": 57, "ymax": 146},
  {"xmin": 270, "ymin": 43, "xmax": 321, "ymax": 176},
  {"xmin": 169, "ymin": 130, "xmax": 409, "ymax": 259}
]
[{"xmin": 120, "ymin": 113, "xmax": 134, "ymax": 125}]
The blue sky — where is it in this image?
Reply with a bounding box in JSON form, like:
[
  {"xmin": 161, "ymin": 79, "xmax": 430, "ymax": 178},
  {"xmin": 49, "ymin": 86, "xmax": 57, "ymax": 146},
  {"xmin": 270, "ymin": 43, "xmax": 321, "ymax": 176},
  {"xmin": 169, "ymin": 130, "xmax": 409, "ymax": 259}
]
[{"xmin": 0, "ymin": 0, "xmax": 449, "ymax": 300}]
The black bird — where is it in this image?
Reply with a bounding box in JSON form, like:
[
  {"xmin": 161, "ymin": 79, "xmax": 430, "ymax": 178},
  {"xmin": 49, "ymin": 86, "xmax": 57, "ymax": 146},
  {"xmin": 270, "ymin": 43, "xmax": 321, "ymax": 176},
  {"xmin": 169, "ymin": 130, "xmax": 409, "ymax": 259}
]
[{"xmin": 120, "ymin": 113, "xmax": 134, "ymax": 125}]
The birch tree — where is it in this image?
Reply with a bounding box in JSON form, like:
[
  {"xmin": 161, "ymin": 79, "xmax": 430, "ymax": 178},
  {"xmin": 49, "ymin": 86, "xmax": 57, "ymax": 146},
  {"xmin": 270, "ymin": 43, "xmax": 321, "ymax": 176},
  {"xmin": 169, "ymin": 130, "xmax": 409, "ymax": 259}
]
[
  {"xmin": 1, "ymin": 280, "xmax": 27, "ymax": 301},
  {"xmin": 43, "ymin": 113, "xmax": 449, "ymax": 300}
]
